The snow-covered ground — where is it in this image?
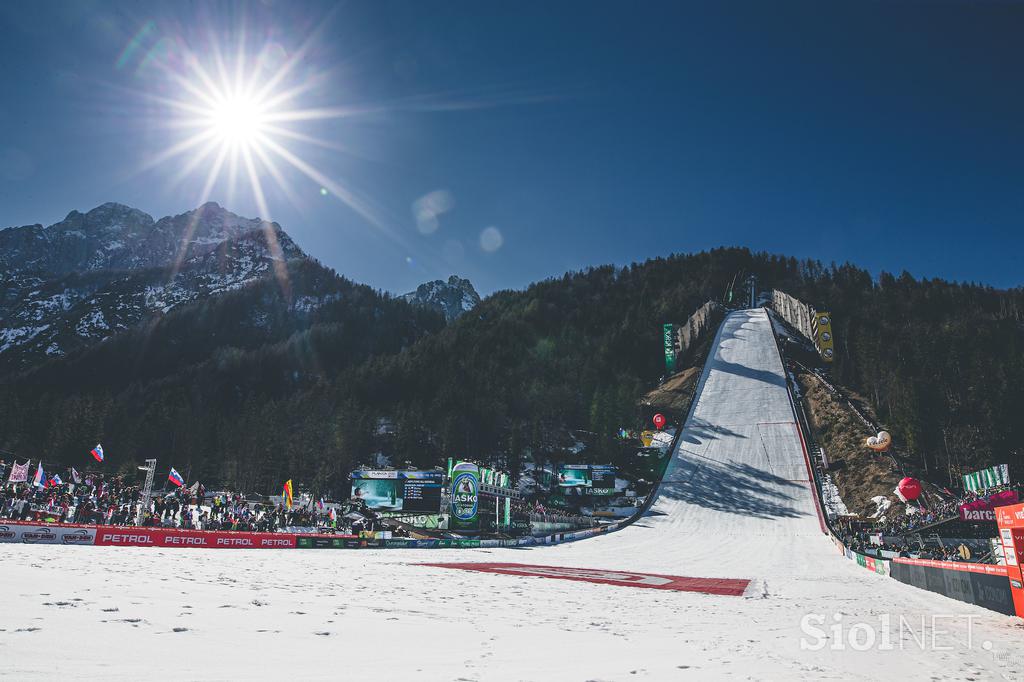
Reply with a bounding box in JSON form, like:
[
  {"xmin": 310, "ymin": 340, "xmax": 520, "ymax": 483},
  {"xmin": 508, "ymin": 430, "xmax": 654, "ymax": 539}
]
[{"xmin": 2, "ymin": 309, "xmax": 1022, "ymax": 680}]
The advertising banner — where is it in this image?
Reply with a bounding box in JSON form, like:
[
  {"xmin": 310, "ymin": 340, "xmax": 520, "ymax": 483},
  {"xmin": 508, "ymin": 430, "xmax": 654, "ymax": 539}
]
[
  {"xmin": 93, "ymin": 528, "xmax": 296, "ymax": 549},
  {"xmin": 295, "ymin": 535, "xmax": 359, "ymax": 549},
  {"xmin": 963, "ymin": 464, "xmax": 1010, "ymax": 493},
  {"xmin": 959, "ymin": 490, "xmax": 1019, "ymax": 522},
  {"xmin": 378, "ymin": 512, "xmax": 444, "ymax": 529},
  {"xmin": 0, "ymin": 522, "xmax": 96, "ymax": 545},
  {"xmin": 663, "ymin": 323, "xmax": 676, "ymax": 374},
  {"xmin": 890, "ymin": 558, "xmax": 1014, "ymax": 615},
  {"xmin": 812, "ymin": 312, "xmax": 834, "ymax": 362},
  {"xmin": 449, "ymin": 462, "xmax": 479, "ymax": 531},
  {"xmin": 436, "ymin": 538, "xmax": 481, "ymax": 548}
]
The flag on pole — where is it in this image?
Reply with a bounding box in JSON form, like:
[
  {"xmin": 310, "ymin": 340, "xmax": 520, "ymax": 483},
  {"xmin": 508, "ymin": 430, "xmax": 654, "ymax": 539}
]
[
  {"xmin": 90, "ymin": 444, "xmax": 104, "ymax": 463},
  {"xmin": 71, "ymin": 467, "xmax": 81, "ymax": 484},
  {"xmin": 168, "ymin": 468, "xmax": 185, "ymax": 487},
  {"xmin": 32, "ymin": 462, "xmax": 45, "ymax": 488},
  {"xmin": 7, "ymin": 460, "xmax": 29, "ymax": 483},
  {"xmin": 47, "ymin": 474, "xmax": 62, "ymax": 487},
  {"xmin": 282, "ymin": 480, "xmax": 294, "ymax": 509}
]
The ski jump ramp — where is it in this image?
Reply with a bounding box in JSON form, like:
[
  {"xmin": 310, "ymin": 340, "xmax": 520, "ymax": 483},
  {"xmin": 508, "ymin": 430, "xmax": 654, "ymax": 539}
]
[{"xmin": 1, "ymin": 309, "xmax": 1021, "ymax": 680}]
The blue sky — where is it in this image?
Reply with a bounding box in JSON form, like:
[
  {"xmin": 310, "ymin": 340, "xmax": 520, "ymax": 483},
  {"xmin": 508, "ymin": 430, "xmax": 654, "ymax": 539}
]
[{"xmin": 1, "ymin": 1, "xmax": 1021, "ymax": 295}]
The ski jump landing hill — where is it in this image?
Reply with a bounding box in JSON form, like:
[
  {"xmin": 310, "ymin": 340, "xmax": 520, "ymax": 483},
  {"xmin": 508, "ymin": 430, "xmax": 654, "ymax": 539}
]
[{"xmin": 2, "ymin": 308, "xmax": 1022, "ymax": 681}]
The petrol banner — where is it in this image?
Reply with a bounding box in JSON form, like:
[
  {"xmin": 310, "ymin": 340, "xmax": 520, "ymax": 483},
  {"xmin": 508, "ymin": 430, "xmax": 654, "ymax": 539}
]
[{"xmin": 93, "ymin": 528, "xmax": 296, "ymax": 548}]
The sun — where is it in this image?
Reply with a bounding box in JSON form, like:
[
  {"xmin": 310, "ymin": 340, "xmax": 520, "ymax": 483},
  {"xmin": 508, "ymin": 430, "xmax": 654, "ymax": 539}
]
[
  {"xmin": 138, "ymin": 34, "xmax": 375, "ymax": 230},
  {"xmin": 208, "ymin": 95, "xmax": 267, "ymax": 147}
]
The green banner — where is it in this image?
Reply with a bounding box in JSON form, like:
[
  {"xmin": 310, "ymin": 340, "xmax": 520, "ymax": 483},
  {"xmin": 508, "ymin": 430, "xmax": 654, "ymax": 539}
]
[
  {"xmin": 450, "ymin": 462, "xmax": 480, "ymax": 531},
  {"xmin": 296, "ymin": 536, "xmax": 360, "ymax": 549},
  {"xmin": 663, "ymin": 323, "xmax": 676, "ymax": 374},
  {"xmin": 963, "ymin": 464, "xmax": 1009, "ymax": 493}
]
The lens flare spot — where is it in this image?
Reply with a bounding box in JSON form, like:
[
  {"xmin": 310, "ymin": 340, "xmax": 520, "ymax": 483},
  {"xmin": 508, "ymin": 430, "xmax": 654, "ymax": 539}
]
[
  {"xmin": 480, "ymin": 226, "xmax": 503, "ymax": 252},
  {"xmin": 412, "ymin": 189, "xmax": 454, "ymax": 235}
]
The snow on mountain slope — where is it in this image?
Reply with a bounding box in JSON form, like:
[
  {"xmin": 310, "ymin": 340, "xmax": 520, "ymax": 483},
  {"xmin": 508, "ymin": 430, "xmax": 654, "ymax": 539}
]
[
  {"xmin": 0, "ymin": 203, "xmax": 305, "ymax": 371},
  {"xmin": 402, "ymin": 275, "xmax": 480, "ymax": 321},
  {"xmin": 0, "ymin": 309, "xmax": 1020, "ymax": 680}
]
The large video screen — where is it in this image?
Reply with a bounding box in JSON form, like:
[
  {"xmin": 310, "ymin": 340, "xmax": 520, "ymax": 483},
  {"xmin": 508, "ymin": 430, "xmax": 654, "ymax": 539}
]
[
  {"xmin": 402, "ymin": 478, "xmax": 442, "ymax": 512},
  {"xmin": 590, "ymin": 465, "xmax": 617, "ymax": 492},
  {"xmin": 558, "ymin": 465, "xmax": 591, "ymax": 487},
  {"xmin": 351, "ymin": 470, "xmax": 443, "ymax": 512},
  {"xmin": 351, "ymin": 479, "xmax": 403, "ymax": 510}
]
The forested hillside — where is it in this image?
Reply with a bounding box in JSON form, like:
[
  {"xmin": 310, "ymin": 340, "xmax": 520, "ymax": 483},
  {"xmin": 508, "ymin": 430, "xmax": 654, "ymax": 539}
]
[
  {"xmin": 778, "ymin": 267, "xmax": 1024, "ymax": 486},
  {"xmin": 2, "ymin": 246, "xmax": 1021, "ymax": 495}
]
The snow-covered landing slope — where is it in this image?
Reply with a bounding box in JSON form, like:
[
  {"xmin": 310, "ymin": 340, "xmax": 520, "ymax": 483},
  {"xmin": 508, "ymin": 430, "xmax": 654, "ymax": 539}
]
[{"xmin": 1, "ymin": 309, "xmax": 1021, "ymax": 681}]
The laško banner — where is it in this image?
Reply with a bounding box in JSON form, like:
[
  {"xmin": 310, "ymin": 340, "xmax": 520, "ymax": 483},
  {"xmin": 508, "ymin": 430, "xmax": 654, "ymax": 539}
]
[{"xmin": 959, "ymin": 490, "xmax": 1020, "ymax": 522}]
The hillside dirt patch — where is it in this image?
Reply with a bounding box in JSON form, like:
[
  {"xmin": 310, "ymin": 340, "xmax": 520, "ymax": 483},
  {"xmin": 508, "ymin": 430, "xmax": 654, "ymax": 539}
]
[
  {"xmin": 795, "ymin": 368, "xmax": 902, "ymax": 516},
  {"xmin": 639, "ymin": 367, "xmax": 700, "ymax": 420}
]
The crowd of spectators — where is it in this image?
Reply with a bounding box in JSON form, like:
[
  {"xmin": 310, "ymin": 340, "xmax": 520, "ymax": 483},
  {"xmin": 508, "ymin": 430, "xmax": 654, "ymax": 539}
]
[
  {"xmin": 0, "ymin": 463, "xmax": 350, "ymax": 534},
  {"xmin": 833, "ymin": 482, "xmax": 1022, "ymax": 564}
]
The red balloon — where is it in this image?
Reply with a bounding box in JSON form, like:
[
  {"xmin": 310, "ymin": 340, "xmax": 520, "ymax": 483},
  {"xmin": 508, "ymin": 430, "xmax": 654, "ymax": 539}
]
[
  {"xmin": 897, "ymin": 477, "xmax": 922, "ymax": 501},
  {"xmin": 652, "ymin": 413, "xmax": 666, "ymax": 429}
]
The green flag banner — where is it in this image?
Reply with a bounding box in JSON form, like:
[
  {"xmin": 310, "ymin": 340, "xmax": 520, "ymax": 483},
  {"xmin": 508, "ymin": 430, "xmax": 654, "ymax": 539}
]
[
  {"xmin": 663, "ymin": 323, "xmax": 676, "ymax": 374},
  {"xmin": 963, "ymin": 464, "xmax": 1009, "ymax": 493}
]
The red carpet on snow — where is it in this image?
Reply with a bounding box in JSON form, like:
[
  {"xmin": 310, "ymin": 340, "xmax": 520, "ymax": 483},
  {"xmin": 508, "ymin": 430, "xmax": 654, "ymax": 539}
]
[{"xmin": 418, "ymin": 562, "xmax": 750, "ymax": 596}]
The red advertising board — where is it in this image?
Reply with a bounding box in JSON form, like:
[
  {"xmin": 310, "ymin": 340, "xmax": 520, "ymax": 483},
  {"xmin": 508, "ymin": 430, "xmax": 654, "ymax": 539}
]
[
  {"xmin": 959, "ymin": 490, "xmax": 1020, "ymax": 522},
  {"xmin": 93, "ymin": 527, "xmax": 296, "ymax": 549},
  {"xmin": 419, "ymin": 562, "xmax": 751, "ymax": 596}
]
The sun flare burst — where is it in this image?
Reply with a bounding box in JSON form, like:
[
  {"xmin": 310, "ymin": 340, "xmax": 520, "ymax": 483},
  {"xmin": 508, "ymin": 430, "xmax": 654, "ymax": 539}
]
[{"xmin": 138, "ymin": 30, "xmax": 375, "ymax": 233}]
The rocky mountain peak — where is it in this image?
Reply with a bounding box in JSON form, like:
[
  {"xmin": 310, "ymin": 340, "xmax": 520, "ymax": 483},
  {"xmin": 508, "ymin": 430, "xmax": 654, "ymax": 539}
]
[
  {"xmin": 403, "ymin": 275, "xmax": 480, "ymax": 321},
  {"xmin": 0, "ymin": 201, "xmax": 308, "ymax": 371}
]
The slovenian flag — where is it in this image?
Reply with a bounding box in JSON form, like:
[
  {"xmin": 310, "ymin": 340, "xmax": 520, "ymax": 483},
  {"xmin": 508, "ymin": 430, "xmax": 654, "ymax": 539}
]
[
  {"xmin": 91, "ymin": 444, "xmax": 104, "ymax": 463},
  {"xmin": 33, "ymin": 462, "xmax": 45, "ymax": 488},
  {"xmin": 168, "ymin": 468, "xmax": 185, "ymax": 487},
  {"xmin": 47, "ymin": 474, "xmax": 63, "ymax": 487}
]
